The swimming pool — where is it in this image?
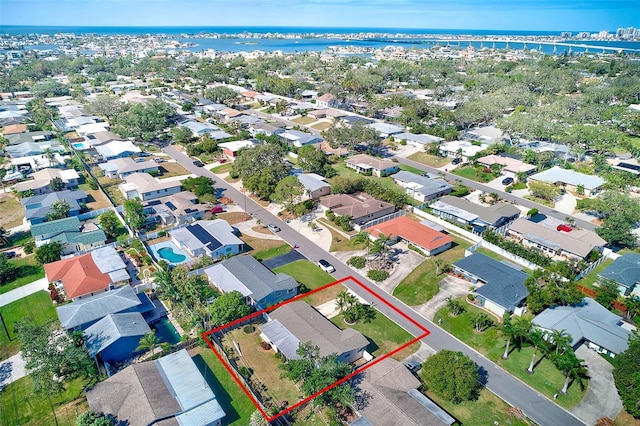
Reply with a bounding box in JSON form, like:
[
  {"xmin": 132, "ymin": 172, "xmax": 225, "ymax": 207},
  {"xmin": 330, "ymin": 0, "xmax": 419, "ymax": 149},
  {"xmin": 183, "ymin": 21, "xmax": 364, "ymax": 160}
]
[
  {"xmin": 72, "ymin": 142, "xmax": 90, "ymax": 150},
  {"xmin": 153, "ymin": 317, "xmax": 181, "ymax": 345},
  {"xmin": 158, "ymin": 247, "xmax": 186, "ymax": 263}
]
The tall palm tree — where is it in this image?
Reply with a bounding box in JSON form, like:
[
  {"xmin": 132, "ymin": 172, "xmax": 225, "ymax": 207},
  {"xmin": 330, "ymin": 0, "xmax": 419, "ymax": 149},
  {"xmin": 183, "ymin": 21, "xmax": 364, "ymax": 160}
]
[
  {"xmin": 549, "ymin": 329, "xmax": 572, "ymax": 355},
  {"xmin": 554, "ymin": 350, "xmax": 588, "ymax": 394},
  {"xmin": 136, "ymin": 330, "xmax": 160, "ymax": 356},
  {"xmin": 502, "ymin": 315, "xmax": 532, "ymax": 359},
  {"xmin": 336, "ymin": 290, "xmax": 357, "ymax": 313},
  {"xmin": 527, "ymin": 329, "xmax": 548, "ymax": 374},
  {"xmin": 434, "ymin": 257, "xmax": 444, "ymax": 276},
  {"xmin": 623, "ymin": 297, "xmax": 640, "ymax": 322},
  {"xmin": 43, "ymin": 147, "xmax": 56, "ymax": 168},
  {"xmin": 353, "ymin": 231, "xmax": 371, "ymax": 257}
]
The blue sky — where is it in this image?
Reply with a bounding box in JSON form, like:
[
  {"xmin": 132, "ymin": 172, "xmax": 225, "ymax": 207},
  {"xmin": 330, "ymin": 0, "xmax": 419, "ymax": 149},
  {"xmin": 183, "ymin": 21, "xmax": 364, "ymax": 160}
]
[{"xmin": 1, "ymin": 0, "xmax": 638, "ymax": 31}]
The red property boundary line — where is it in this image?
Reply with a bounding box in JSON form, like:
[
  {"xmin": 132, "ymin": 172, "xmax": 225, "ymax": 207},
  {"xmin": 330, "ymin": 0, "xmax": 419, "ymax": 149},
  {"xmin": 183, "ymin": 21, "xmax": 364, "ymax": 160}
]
[{"xmin": 202, "ymin": 275, "xmax": 430, "ymax": 422}]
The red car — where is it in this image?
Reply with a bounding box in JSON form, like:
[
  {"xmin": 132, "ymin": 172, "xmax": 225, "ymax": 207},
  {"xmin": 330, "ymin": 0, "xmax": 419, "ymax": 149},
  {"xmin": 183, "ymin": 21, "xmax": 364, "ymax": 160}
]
[
  {"xmin": 556, "ymin": 224, "xmax": 573, "ymax": 232},
  {"xmin": 209, "ymin": 205, "xmax": 224, "ymax": 214}
]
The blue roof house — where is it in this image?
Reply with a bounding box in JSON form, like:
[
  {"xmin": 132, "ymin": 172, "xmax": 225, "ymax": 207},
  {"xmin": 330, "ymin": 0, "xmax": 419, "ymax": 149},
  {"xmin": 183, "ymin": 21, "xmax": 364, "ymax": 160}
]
[
  {"xmin": 453, "ymin": 253, "xmax": 530, "ymax": 318},
  {"xmin": 599, "ymin": 253, "xmax": 640, "ymax": 298},
  {"xmin": 169, "ymin": 219, "xmax": 243, "ymax": 259},
  {"xmin": 21, "ymin": 189, "xmax": 87, "ymax": 224},
  {"xmin": 84, "ymin": 312, "xmax": 151, "ymax": 363}
]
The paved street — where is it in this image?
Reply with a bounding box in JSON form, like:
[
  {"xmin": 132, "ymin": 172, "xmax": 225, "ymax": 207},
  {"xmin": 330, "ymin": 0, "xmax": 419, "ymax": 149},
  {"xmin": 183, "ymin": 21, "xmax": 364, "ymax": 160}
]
[
  {"xmin": 394, "ymin": 156, "xmax": 598, "ymax": 231},
  {"xmin": 163, "ymin": 144, "xmax": 587, "ymax": 426}
]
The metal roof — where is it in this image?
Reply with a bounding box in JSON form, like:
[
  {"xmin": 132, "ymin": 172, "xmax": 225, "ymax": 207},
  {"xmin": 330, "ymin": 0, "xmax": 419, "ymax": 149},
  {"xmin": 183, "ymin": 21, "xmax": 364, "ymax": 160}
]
[
  {"xmin": 84, "ymin": 312, "xmax": 150, "ymax": 357},
  {"xmin": 599, "ymin": 253, "xmax": 640, "ymax": 289}
]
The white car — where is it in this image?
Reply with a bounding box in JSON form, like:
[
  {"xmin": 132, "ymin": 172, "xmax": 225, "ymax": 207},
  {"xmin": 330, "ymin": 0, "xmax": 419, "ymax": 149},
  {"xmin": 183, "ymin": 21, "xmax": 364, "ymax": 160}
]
[{"xmin": 317, "ymin": 259, "xmax": 335, "ymax": 273}]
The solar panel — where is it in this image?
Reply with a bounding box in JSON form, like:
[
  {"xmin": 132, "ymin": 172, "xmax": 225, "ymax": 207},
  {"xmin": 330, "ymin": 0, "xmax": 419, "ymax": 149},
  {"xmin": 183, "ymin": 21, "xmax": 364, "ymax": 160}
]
[
  {"xmin": 166, "ymin": 201, "xmax": 177, "ymax": 211},
  {"xmin": 188, "ymin": 224, "xmax": 222, "ymax": 251}
]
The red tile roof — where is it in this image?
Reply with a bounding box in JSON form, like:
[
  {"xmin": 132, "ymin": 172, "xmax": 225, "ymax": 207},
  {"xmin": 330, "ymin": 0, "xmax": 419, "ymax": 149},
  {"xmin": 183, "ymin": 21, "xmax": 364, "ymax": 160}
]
[
  {"xmin": 44, "ymin": 253, "xmax": 112, "ymax": 299},
  {"xmin": 365, "ymin": 216, "xmax": 453, "ymax": 251}
]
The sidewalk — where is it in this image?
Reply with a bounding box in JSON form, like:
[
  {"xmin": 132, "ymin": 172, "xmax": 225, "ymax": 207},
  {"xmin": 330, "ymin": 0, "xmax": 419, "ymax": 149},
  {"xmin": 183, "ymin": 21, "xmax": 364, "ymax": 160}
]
[
  {"xmin": 0, "ymin": 352, "xmax": 26, "ymax": 388},
  {"xmin": 0, "ymin": 277, "xmax": 49, "ymax": 308}
]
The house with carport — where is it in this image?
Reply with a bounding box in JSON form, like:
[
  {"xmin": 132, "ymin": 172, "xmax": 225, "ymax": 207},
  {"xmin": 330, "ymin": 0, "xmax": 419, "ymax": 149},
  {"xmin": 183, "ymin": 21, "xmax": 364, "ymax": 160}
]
[
  {"xmin": 205, "ymin": 255, "xmax": 298, "ymax": 309},
  {"xmin": 453, "ymin": 253, "xmax": 529, "ymax": 318},
  {"xmin": 429, "ymin": 195, "xmax": 520, "ymax": 233},
  {"xmin": 259, "ymin": 301, "xmax": 369, "ymax": 364}
]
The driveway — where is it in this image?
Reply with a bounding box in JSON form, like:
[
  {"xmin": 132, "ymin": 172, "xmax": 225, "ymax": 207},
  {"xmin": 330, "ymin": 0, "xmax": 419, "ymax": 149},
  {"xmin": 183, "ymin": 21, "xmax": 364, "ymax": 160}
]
[
  {"xmin": 413, "ymin": 275, "xmax": 471, "ymax": 320},
  {"xmin": 554, "ymin": 193, "xmax": 578, "ymax": 216},
  {"xmin": 0, "ymin": 352, "xmax": 26, "ymax": 389},
  {"xmin": 0, "ymin": 277, "xmax": 49, "ymax": 308},
  {"xmin": 570, "ymin": 345, "xmax": 622, "ymax": 425},
  {"xmin": 262, "ymin": 249, "xmax": 305, "ymax": 269}
]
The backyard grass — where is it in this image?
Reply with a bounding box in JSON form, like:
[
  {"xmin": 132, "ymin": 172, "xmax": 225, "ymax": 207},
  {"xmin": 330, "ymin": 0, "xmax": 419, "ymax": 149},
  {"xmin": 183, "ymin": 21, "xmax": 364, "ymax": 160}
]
[
  {"xmin": 576, "ymin": 258, "xmax": 614, "ymax": 291},
  {"xmin": 425, "ymin": 387, "xmax": 533, "ymax": 426},
  {"xmin": 399, "ymin": 164, "xmax": 427, "ymax": 175},
  {"xmin": 0, "ymin": 254, "xmax": 45, "ymax": 295},
  {"xmin": 210, "ymin": 163, "xmax": 233, "ymax": 174},
  {"xmin": 434, "ymin": 301, "xmax": 587, "ymax": 409},
  {"xmin": 330, "ymin": 161, "xmax": 402, "ymax": 195},
  {"xmin": 82, "ymin": 187, "xmax": 113, "ymax": 210},
  {"xmin": 0, "ymin": 290, "xmax": 57, "ymax": 360},
  {"xmin": 223, "ymin": 327, "xmax": 302, "ymax": 408},
  {"xmin": 0, "ymin": 375, "xmax": 93, "ymax": 426},
  {"xmin": 252, "ymin": 243, "xmax": 291, "ymax": 261},
  {"xmin": 393, "ymin": 238, "xmax": 471, "ymax": 306},
  {"xmin": 311, "ymin": 121, "xmax": 332, "ymax": 131},
  {"xmin": 192, "ymin": 347, "xmax": 255, "ymax": 426},
  {"xmin": 407, "ymin": 151, "xmax": 450, "ymax": 168},
  {"xmin": 292, "ymin": 116, "xmax": 317, "ymax": 125},
  {"xmin": 273, "ymin": 260, "xmax": 339, "ymax": 306},
  {"xmin": 158, "ymin": 161, "xmax": 191, "ymax": 178},
  {"xmin": 330, "ymin": 311, "xmax": 420, "ymax": 360},
  {"xmin": 451, "ymin": 166, "xmax": 499, "ymax": 183},
  {"xmin": 242, "ymin": 234, "xmax": 288, "ymax": 257},
  {"xmin": 0, "ymin": 193, "xmax": 25, "ymax": 229}
]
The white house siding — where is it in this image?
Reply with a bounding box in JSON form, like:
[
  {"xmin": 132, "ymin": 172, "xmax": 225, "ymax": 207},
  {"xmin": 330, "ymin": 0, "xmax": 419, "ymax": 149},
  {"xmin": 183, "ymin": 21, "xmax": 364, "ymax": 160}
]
[{"xmin": 481, "ymin": 299, "xmax": 507, "ymax": 318}]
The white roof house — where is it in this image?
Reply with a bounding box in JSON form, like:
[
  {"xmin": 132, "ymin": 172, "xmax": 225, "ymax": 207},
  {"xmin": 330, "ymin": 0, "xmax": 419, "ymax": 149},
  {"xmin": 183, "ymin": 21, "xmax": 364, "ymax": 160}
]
[
  {"xmin": 438, "ymin": 140, "xmax": 489, "ymax": 161},
  {"xmin": 394, "ymin": 132, "xmax": 443, "ymax": 146},
  {"xmin": 118, "ymin": 172, "xmax": 182, "ymax": 201},
  {"xmin": 95, "ymin": 141, "xmax": 142, "ymax": 161},
  {"xmin": 367, "ymin": 122, "xmax": 404, "ymax": 137},
  {"xmin": 529, "ymin": 166, "xmax": 605, "ymax": 196}
]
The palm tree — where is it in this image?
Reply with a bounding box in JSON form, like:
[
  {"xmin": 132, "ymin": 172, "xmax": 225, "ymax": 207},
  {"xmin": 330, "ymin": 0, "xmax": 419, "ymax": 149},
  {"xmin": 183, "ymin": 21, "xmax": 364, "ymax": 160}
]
[
  {"xmin": 336, "ymin": 290, "xmax": 357, "ymax": 313},
  {"xmin": 549, "ymin": 329, "xmax": 571, "ymax": 355},
  {"xmin": 623, "ymin": 297, "xmax": 640, "ymax": 322},
  {"xmin": 554, "ymin": 350, "xmax": 588, "ymax": 394},
  {"xmin": 354, "ymin": 231, "xmax": 371, "ymax": 257},
  {"xmin": 527, "ymin": 329, "xmax": 548, "ymax": 374},
  {"xmin": 502, "ymin": 315, "xmax": 531, "ymax": 359},
  {"xmin": 136, "ymin": 330, "xmax": 161, "ymax": 356},
  {"xmin": 43, "ymin": 148, "xmax": 56, "ymax": 168},
  {"xmin": 434, "ymin": 257, "xmax": 444, "ymax": 276}
]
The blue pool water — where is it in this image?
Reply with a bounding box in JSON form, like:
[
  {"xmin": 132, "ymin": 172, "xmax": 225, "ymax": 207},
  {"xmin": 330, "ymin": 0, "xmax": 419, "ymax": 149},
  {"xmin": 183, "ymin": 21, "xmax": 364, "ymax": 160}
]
[
  {"xmin": 157, "ymin": 247, "xmax": 186, "ymax": 263},
  {"xmin": 72, "ymin": 142, "xmax": 87, "ymax": 149},
  {"xmin": 153, "ymin": 317, "xmax": 181, "ymax": 344}
]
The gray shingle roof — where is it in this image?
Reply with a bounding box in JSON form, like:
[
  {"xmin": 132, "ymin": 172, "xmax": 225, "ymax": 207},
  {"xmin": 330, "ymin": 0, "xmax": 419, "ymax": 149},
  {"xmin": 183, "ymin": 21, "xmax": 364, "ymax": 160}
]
[
  {"xmin": 295, "ymin": 173, "xmax": 330, "ymax": 193},
  {"xmin": 599, "ymin": 253, "xmax": 640, "ymax": 289},
  {"xmin": 529, "ymin": 166, "xmax": 604, "ymax": 191},
  {"xmin": 205, "ymin": 255, "xmax": 298, "ymax": 304},
  {"xmin": 84, "ymin": 312, "xmax": 151, "ymax": 357},
  {"xmin": 21, "ymin": 189, "xmax": 86, "ymax": 221},
  {"xmin": 57, "ymin": 285, "xmax": 142, "ymax": 330},
  {"xmin": 431, "ymin": 195, "xmax": 520, "ymax": 227},
  {"xmin": 533, "ymin": 298, "xmax": 631, "ymax": 354},
  {"xmin": 262, "ymin": 301, "xmax": 368, "ymax": 359},
  {"xmin": 454, "ymin": 253, "xmax": 529, "ymax": 311},
  {"xmin": 392, "ymin": 170, "xmax": 452, "ymax": 197}
]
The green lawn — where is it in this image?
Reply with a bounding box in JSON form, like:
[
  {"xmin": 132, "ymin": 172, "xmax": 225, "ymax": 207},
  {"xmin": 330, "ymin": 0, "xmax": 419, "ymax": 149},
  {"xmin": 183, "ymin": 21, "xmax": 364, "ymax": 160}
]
[
  {"xmin": 330, "ymin": 311, "xmax": 420, "ymax": 360},
  {"xmin": 0, "ymin": 255, "xmax": 45, "ymax": 295},
  {"xmin": 192, "ymin": 347, "xmax": 255, "ymax": 426},
  {"xmin": 292, "ymin": 116, "xmax": 316, "ymax": 125},
  {"xmin": 399, "ymin": 164, "xmax": 427, "ymax": 175},
  {"xmin": 252, "ymin": 244, "xmax": 291, "ymax": 261},
  {"xmin": 273, "ymin": 259, "xmax": 338, "ymax": 305},
  {"xmin": 393, "ymin": 238, "xmax": 471, "ymax": 306},
  {"xmin": 0, "ymin": 375, "xmax": 93, "ymax": 426},
  {"xmin": 0, "ymin": 290, "xmax": 57, "ymax": 360},
  {"xmin": 407, "ymin": 152, "xmax": 450, "ymax": 168},
  {"xmin": 210, "ymin": 163, "xmax": 233, "ymax": 174},
  {"xmin": 451, "ymin": 166, "xmax": 498, "ymax": 183},
  {"xmin": 576, "ymin": 258, "xmax": 614, "ymax": 291},
  {"xmin": 434, "ymin": 301, "xmax": 587, "ymax": 409}
]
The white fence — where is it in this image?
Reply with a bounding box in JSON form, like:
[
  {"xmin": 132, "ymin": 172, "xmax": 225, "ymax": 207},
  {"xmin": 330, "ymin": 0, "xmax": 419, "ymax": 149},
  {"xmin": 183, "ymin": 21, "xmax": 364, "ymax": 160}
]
[
  {"xmin": 465, "ymin": 239, "xmax": 541, "ymax": 271},
  {"xmin": 355, "ymin": 209, "xmax": 407, "ymax": 232},
  {"xmin": 411, "ymin": 208, "xmax": 482, "ymax": 243}
]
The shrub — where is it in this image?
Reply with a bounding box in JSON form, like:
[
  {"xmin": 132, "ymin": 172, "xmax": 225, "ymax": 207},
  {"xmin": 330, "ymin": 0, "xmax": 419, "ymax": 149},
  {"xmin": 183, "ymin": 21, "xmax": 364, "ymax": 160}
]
[
  {"xmin": 367, "ymin": 269, "xmax": 390, "ymax": 282},
  {"xmin": 325, "ymin": 210, "xmax": 336, "ymax": 221},
  {"xmin": 408, "ymin": 244, "xmax": 426, "ymax": 256},
  {"xmin": 347, "ymin": 256, "xmax": 366, "ymax": 269},
  {"xmin": 158, "ymin": 230, "xmax": 167, "ymax": 237},
  {"xmin": 243, "ymin": 325, "xmax": 255, "ymax": 334},
  {"xmin": 89, "ymin": 178, "xmax": 99, "ymax": 190},
  {"xmin": 23, "ymin": 238, "xmax": 35, "ymax": 254}
]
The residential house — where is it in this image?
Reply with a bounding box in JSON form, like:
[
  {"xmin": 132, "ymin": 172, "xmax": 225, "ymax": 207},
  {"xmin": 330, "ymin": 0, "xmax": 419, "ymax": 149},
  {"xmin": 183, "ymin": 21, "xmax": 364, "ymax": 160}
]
[
  {"xmin": 453, "ymin": 253, "xmax": 530, "ymax": 317},
  {"xmin": 316, "ymin": 93, "xmax": 338, "ymax": 108},
  {"xmin": 86, "ymin": 349, "xmax": 225, "ymax": 426},
  {"xmin": 279, "ymin": 129, "xmax": 323, "ymax": 148},
  {"xmin": 57, "ymin": 284, "xmax": 155, "ymax": 330},
  {"xmin": 144, "ymin": 191, "xmax": 208, "ymax": 225},
  {"xmin": 295, "ymin": 173, "xmax": 331, "ymax": 200},
  {"xmin": 44, "ymin": 246, "xmax": 130, "ymax": 300},
  {"xmin": 346, "ymin": 154, "xmax": 399, "ymax": 177},
  {"xmin": 1, "ymin": 123, "xmax": 27, "ymax": 135},
  {"xmin": 21, "ymin": 189, "xmax": 87, "ymax": 224},
  {"xmin": 365, "ymin": 216, "xmax": 454, "ymax": 256},
  {"xmin": 5, "ymin": 140, "xmax": 65, "ymax": 159},
  {"xmin": 476, "ymin": 154, "xmax": 537, "ymax": 178},
  {"xmin": 219, "ymin": 140, "xmax": 256, "ymax": 158},
  {"xmin": 169, "ymin": 219, "xmax": 243, "ymax": 259},
  {"xmin": 438, "ymin": 140, "xmax": 489, "ymax": 162},
  {"xmin": 99, "ymin": 157, "xmax": 159, "ymax": 179},
  {"xmin": 84, "ymin": 131, "xmax": 123, "ymax": 147},
  {"xmin": 10, "ymin": 152, "xmax": 67, "ymax": 172},
  {"xmin": 5, "ymin": 130, "xmax": 54, "ymax": 145},
  {"xmin": 519, "ymin": 141, "xmax": 571, "ymax": 160},
  {"xmin": 341, "ymin": 115, "xmax": 375, "ymax": 127},
  {"xmin": 218, "ymin": 107, "xmax": 245, "ymax": 122},
  {"xmin": 30, "ymin": 216, "xmax": 107, "ymax": 255},
  {"xmin": 248, "ymin": 121, "xmax": 285, "ymax": 137},
  {"xmin": 533, "ymin": 298, "xmax": 632, "ymax": 357},
  {"xmin": 205, "ymin": 255, "xmax": 298, "ymax": 308},
  {"xmin": 76, "ymin": 122, "xmax": 110, "ymax": 136},
  {"xmin": 259, "ymin": 301, "xmax": 369, "ymax": 364},
  {"xmin": 508, "ymin": 218, "xmax": 606, "ymax": 262},
  {"xmin": 391, "ymin": 170, "xmax": 452, "ymax": 202},
  {"xmin": 181, "ymin": 120, "xmax": 222, "ymax": 137},
  {"xmin": 14, "ymin": 168, "xmax": 79, "ymax": 194},
  {"xmin": 351, "ymin": 358, "xmax": 455, "ymax": 426},
  {"xmin": 599, "ymin": 253, "xmax": 640, "ymax": 297},
  {"xmin": 307, "ymin": 108, "xmax": 347, "ymax": 120},
  {"xmin": 84, "ymin": 312, "xmax": 151, "ymax": 363},
  {"xmin": 528, "ymin": 166, "xmax": 604, "ymax": 196},
  {"xmin": 367, "ymin": 122, "xmax": 404, "ymax": 138},
  {"xmin": 429, "ymin": 195, "xmax": 520, "ymax": 233},
  {"xmin": 317, "ymin": 141, "xmax": 349, "ymax": 157},
  {"xmin": 95, "ymin": 140, "xmax": 142, "ymax": 161},
  {"xmin": 300, "ymin": 89, "xmax": 318, "ymax": 100},
  {"xmin": 319, "ymin": 193, "xmax": 396, "ymax": 225},
  {"xmin": 118, "ymin": 172, "xmax": 182, "ymax": 202},
  {"xmin": 464, "ymin": 125, "xmax": 507, "ymax": 144},
  {"xmin": 394, "ymin": 132, "xmax": 443, "ymax": 147}
]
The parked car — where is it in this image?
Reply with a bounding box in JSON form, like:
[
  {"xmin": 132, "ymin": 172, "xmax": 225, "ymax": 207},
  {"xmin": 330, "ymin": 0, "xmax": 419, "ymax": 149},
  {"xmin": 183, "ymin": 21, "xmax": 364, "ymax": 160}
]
[
  {"xmin": 317, "ymin": 259, "xmax": 335, "ymax": 273},
  {"xmin": 556, "ymin": 224, "xmax": 573, "ymax": 232},
  {"xmin": 266, "ymin": 224, "xmax": 281, "ymax": 232},
  {"xmin": 501, "ymin": 177, "xmax": 514, "ymax": 186},
  {"xmin": 154, "ymin": 158, "xmax": 166, "ymax": 163},
  {"xmin": 451, "ymin": 158, "xmax": 461, "ymax": 165},
  {"xmin": 4, "ymin": 251, "xmax": 16, "ymax": 259},
  {"xmin": 192, "ymin": 159, "xmax": 205, "ymax": 167},
  {"xmin": 404, "ymin": 360, "xmax": 421, "ymax": 373},
  {"xmin": 208, "ymin": 205, "xmax": 224, "ymax": 214}
]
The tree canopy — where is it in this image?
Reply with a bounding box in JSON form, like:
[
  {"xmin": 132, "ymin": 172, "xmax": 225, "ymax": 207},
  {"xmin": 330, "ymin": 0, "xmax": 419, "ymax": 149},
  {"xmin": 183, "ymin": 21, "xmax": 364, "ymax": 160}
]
[
  {"xmin": 34, "ymin": 241, "xmax": 63, "ymax": 265},
  {"xmin": 270, "ymin": 175, "xmax": 304, "ymax": 210},
  {"xmin": 231, "ymin": 144, "xmax": 290, "ymax": 199},
  {"xmin": 111, "ymin": 99, "xmax": 175, "ymax": 142},
  {"xmin": 420, "ymin": 350, "xmax": 480, "ymax": 403},
  {"xmin": 209, "ymin": 290, "xmax": 252, "ymax": 327},
  {"xmin": 613, "ymin": 332, "xmax": 640, "ymax": 418},
  {"xmin": 123, "ymin": 198, "xmax": 145, "ymax": 231}
]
